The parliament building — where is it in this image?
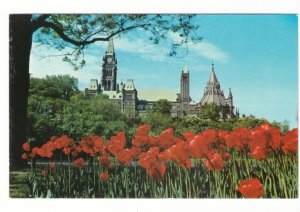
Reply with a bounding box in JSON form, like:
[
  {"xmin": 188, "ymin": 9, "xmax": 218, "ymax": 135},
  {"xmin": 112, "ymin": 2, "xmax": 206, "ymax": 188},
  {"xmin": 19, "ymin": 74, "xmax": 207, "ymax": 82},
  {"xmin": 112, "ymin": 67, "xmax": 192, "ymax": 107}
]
[{"xmin": 85, "ymin": 39, "xmax": 239, "ymax": 119}]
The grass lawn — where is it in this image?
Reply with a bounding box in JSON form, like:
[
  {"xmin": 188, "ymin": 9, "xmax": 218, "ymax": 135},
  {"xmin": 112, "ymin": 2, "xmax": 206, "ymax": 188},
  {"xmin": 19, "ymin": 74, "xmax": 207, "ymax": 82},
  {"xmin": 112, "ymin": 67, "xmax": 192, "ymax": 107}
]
[{"xmin": 9, "ymin": 170, "xmax": 29, "ymax": 198}]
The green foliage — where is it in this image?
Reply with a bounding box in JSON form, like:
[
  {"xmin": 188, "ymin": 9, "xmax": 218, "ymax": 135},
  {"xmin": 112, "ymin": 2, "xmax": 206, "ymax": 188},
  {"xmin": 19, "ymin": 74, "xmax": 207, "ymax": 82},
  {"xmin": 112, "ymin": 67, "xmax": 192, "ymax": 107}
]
[
  {"xmin": 173, "ymin": 115, "xmax": 275, "ymax": 135},
  {"xmin": 271, "ymin": 120, "xmax": 290, "ymax": 134},
  {"xmin": 34, "ymin": 15, "xmax": 202, "ymax": 70},
  {"xmin": 27, "ymin": 75, "xmax": 78, "ymax": 143},
  {"xmin": 27, "ymin": 75, "xmax": 127, "ymax": 144},
  {"xmin": 152, "ymin": 99, "xmax": 172, "ymax": 116},
  {"xmin": 233, "ymin": 116, "xmax": 267, "ymax": 129},
  {"xmin": 141, "ymin": 112, "xmax": 173, "ymax": 135},
  {"xmin": 173, "ymin": 116, "xmax": 234, "ymax": 135},
  {"xmin": 198, "ymin": 103, "xmax": 220, "ymax": 121},
  {"xmin": 24, "ymin": 153, "xmax": 298, "ymax": 198},
  {"xmin": 29, "ymin": 75, "xmax": 79, "ymax": 100},
  {"xmin": 56, "ymin": 96, "xmax": 126, "ymax": 141}
]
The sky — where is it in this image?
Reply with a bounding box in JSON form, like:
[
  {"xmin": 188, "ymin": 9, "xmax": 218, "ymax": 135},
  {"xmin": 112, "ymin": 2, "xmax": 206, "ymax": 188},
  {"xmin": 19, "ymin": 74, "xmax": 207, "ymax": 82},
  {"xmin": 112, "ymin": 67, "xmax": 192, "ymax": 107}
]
[{"xmin": 29, "ymin": 15, "xmax": 298, "ymax": 128}]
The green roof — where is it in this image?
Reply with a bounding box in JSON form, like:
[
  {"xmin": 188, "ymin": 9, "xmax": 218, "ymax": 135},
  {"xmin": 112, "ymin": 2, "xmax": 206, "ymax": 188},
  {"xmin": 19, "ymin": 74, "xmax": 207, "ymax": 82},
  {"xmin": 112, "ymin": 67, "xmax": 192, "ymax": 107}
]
[{"xmin": 138, "ymin": 89, "xmax": 177, "ymax": 102}]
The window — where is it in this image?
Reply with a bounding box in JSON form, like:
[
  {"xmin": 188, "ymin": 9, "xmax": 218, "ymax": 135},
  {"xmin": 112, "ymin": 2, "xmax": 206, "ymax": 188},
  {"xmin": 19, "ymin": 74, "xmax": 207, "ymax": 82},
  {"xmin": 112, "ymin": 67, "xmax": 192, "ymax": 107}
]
[{"xmin": 138, "ymin": 105, "xmax": 144, "ymax": 110}]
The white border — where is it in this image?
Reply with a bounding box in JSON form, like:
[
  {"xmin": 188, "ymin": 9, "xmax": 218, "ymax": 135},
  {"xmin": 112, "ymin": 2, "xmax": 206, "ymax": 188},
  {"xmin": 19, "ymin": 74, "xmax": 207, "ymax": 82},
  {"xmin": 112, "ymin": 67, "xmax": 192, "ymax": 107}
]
[{"xmin": 3, "ymin": 0, "xmax": 300, "ymax": 14}]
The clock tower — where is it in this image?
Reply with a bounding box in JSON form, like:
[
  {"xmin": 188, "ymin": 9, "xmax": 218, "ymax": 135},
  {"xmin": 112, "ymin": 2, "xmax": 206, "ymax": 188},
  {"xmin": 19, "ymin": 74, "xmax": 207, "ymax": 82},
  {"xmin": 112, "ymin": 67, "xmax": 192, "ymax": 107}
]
[{"xmin": 101, "ymin": 38, "xmax": 117, "ymax": 91}]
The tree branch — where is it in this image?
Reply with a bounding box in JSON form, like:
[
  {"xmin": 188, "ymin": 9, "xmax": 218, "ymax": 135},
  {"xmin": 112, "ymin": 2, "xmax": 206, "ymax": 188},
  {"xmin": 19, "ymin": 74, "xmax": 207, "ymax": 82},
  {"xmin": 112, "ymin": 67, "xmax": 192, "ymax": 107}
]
[
  {"xmin": 31, "ymin": 14, "xmax": 51, "ymax": 31},
  {"xmin": 40, "ymin": 20, "xmax": 149, "ymax": 47}
]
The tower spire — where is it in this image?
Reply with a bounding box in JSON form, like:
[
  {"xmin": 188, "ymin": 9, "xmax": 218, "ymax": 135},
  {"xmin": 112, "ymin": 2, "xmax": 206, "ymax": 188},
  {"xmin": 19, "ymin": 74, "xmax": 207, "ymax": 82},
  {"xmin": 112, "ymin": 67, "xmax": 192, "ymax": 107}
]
[
  {"xmin": 209, "ymin": 62, "xmax": 218, "ymax": 84},
  {"xmin": 101, "ymin": 37, "xmax": 117, "ymax": 91},
  {"xmin": 106, "ymin": 37, "xmax": 114, "ymax": 55},
  {"xmin": 228, "ymin": 87, "xmax": 233, "ymax": 98}
]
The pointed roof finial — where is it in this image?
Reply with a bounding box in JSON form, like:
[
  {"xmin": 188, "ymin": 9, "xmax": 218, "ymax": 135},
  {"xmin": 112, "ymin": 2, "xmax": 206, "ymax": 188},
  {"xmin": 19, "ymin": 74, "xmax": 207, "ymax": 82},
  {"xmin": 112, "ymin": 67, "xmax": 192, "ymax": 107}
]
[
  {"xmin": 125, "ymin": 79, "xmax": 135, "ymax": 90},
  {"xmin": 209, "ymin": 61, "xmax": 218, "ymax": 83},
  {"xmin": 106, "ymin": 37, "xmax": 114, "ymax": 55},
  {"xmin": 182, "ymin": 65, "xmax": 189, "ymax": 74},
  {"xmin": 228, "ymin": 87, "xmax": 233, "ymax": 98}
]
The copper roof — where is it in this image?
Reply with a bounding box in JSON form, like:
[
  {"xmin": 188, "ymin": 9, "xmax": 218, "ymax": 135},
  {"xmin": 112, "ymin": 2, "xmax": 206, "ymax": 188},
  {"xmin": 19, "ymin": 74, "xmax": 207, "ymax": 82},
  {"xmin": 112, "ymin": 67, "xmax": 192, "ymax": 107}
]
[
  {"xmin": 200, "ymin": 64, "xmax": 227, "ymax": 106},
  {"xmin": 106, "ymin": 38, "xmax": 114, "ymax": 55}
]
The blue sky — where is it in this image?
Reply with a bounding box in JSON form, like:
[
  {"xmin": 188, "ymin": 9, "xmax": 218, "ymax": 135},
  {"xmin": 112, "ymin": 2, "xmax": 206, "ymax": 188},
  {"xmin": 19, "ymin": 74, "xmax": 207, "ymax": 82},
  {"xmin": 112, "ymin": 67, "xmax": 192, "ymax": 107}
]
[{"xmin": 29, "ymin": 15, "xmax": 298, "ymax": 128}]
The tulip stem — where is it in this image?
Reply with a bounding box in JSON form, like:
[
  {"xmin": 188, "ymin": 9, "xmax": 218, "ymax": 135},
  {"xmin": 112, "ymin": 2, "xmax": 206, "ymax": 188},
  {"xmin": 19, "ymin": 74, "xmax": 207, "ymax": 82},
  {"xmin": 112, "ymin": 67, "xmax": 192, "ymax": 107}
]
[
  {"xmin": 67, "ymin": 154, "xmax": 71, "ymax": 197},
  {"xmin": 93, "ymin": 158, "xmax": 96, "ymax": 194}
]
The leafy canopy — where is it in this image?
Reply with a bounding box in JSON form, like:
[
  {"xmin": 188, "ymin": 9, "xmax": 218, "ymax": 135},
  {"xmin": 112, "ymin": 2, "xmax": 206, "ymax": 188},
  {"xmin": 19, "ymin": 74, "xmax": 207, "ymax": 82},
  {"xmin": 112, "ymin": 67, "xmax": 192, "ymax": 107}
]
[
  {"xmin": 198, "ymin": 103, "xmax": 221, "ymax": 121},
  {"xmin": 33, "ymin": 14, "xmax": 202, "ymax": 70},
  {"xmin": 152, "ymin": 99, "xmax": 172, "ymax": 116}
]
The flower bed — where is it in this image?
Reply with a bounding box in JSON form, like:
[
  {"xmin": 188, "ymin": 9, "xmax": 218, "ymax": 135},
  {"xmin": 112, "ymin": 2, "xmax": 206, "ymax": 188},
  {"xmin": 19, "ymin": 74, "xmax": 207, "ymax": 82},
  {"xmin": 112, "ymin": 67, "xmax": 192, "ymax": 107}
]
[{"xmin": 21, "ymin": 124, "xmax": 298, "ymax": 198}]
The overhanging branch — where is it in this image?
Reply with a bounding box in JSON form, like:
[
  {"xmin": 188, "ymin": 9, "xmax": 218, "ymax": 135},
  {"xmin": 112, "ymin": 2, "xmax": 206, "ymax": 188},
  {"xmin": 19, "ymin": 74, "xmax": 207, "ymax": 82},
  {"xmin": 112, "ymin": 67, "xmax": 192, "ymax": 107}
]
[{"xmin": 39, "ymin": 20, "xmax": 149, "ymax": 47}]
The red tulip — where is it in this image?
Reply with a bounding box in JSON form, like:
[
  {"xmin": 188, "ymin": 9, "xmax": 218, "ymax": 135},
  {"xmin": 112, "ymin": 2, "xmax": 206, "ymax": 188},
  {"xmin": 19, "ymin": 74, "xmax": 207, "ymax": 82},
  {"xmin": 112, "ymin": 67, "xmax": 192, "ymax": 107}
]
[
  {"xmin": 166, "ymin": 142, "xmax": 191, "ymax": 169},
  {"xmin": 139, "ymin": 147, "xmax": 166, "ymax": 181},
  {"xmin": 222, "ymin": 152, "xmax": 230, "ymax": 161},
  {"xmin": 238, "ymin": 178, "xmax": 264, "ymax": 198},
  {"xmin": 187, "ymin": 134, "xmax": 210, "ymax": 158},
  {"xmin": 108, "ymin": 163, "xmax": 116, "ymax": 170},
  {"xmin": 249, "ymin": 145, "xmax": 267, "ymax": 160},
  {"xmin": 226, "ymin": 128, "xmax": 250, "ymax": 151},
  {"xmin": 106, "ymin": 134, "xmax": 126, "ymax": 156},
  {"xmin": 22, "ymin": 142, "xmax": 30, "ymax": 152},
  {"xmin": 100, "ymin": 172, "xmax": 109, "ymax": 182},
  {"xmin": 204, "ymin": 153, "xmax": 224, "ymax": 171},
  {"xmin": 80, "ymin": 135, "xmax": 104, "ymax": 157},
  {"xmin": 147, "ymin": 164, "xmax": 166, "ymax": 181},
  {"xmin": 73, "ymin": 158, "xmax": 85, "ymax": 169},
  {"xmin": 54, "ymin": 135, "xmax": 74, "ymax": 150},
  {"xmin": 41, "ymin": 169, "xmax": 48, "ymax": 176},
  {"xmin": 116, "ymin": 149, "xmax": 134, "ymax": 165},
  {"xmin": 158, "ymin": 128, "xmax": 175, "ymax": 149},
  {"xmin": 98, "ymin": 155, "xmax": 110, "ymax": 167},
  {"xmin": 50, "ymin": 162, "xmax": 56, "ymax": 169},
  {"xmin": 281, "ymin": 128, "xmax": 298, "ymax": 154},
  {"xmin": 21, "ymin": 153, "xmax": 28, "ymax": 160},
  {"xmin": 182, "ymin": 131, "xmax": 195, "ymax": 142},
  {"xmin": 62, "ymin": 147, "xmax": 71, "ymax": 155},
  {"xmin": 137, "ymin": 124, "xmax": 151, "ymax": 135}
]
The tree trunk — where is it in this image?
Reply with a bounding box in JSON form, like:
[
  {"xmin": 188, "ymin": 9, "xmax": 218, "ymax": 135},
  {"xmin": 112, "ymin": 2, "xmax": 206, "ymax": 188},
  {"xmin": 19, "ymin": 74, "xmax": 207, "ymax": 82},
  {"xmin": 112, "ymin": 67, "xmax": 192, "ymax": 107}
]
[{"xmin": 9, "ymin": 15, "xmax": 33, "ymax": 170}]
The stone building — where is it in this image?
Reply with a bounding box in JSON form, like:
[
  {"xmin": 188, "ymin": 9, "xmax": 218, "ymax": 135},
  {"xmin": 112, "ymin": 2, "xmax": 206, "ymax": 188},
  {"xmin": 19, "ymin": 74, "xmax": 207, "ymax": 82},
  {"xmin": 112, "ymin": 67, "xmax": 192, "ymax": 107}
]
[
  {"xmin": 85, "ymin": 38, "xmax": 238, "ymax": 119},
  {"xmin": 199, "ymin": 63, "xmax": 239, "ymax": 119}
]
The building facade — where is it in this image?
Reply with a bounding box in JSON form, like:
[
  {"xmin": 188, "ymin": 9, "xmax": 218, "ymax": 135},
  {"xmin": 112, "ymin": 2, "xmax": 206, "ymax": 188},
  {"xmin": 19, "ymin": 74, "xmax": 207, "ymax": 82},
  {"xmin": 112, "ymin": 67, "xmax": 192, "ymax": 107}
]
[
  {"xmin": 199, "ymin": 63, "xmax": 239, "ymax": 119},
  {"xmin": 85, "ymin": 39, "xmax": 239, "ymax": 119}
]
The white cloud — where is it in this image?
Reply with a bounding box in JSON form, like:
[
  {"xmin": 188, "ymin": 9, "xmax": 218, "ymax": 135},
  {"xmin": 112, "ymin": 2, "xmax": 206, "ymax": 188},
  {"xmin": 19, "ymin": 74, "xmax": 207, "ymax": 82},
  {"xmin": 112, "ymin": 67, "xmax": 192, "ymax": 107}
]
[
  {"xmin": 113, "ymin": 34, "xmax": 230, "ymax": 63},
  {"xmin": 168, "ymin": 32, "xmax": 230, "ymax": 63},
  {"xmin": 29, "ymin": 31, "xmax": 230, "ymax": 91},
  {"xmin": 190, "ymin": 42, "xmax": 230, "ymax": 62},
  {"xmin": 94, "ymin": 37, "xmax": 170, "ymax": 62},
  {"xmin": 29, "ymin": 44, "xmax": 98, "ymax": 90}
]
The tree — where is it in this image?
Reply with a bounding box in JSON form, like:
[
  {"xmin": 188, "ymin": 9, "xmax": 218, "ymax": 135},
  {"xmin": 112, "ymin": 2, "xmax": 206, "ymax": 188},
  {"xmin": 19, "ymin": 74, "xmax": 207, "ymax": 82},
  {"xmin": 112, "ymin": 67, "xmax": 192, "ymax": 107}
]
[
  {"xmin": 152, "ymin": 99, "xmax": 172, "ymax": 116},
  {"xmin": 27, "ymin": 75, "xmax": 79, "ymax": 145},
  {"xmin": 271, "ymin": 120, "xmax": 290, "ymax": 134},
  {"xmin": 141, "ymin": 112, "xmax": 173, "ymax": 135},
  {"xmin": 233, "ymin": 115, "xmax": 266, "ymax": 129},
  {"xmin": 56, "ymin": 95, "xmax": 126, "ymax": 140},
  {"xmin": 29, "ymin": 75, "xmax": 79, "ymax": 100},
  {"xmin": 198, "ymin": 103, "xmax": 220, "ymax": 121},
  {"xmin": 9, "ymin": 14, "xmax": 202, "ymax": 169}
]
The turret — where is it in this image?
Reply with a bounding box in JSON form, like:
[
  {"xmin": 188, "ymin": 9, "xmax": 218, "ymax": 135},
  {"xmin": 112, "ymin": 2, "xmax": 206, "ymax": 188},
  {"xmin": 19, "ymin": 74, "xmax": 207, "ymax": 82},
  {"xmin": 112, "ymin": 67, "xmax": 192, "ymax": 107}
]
[
  {"xmin": 180, "ymin": 66, "xmax": 190, "ymax": 102},
  {"xmin": 180, "ymin": 66, "xmax": 190, "ymax": 115},
  {"xmin": 101, "ymin": 38, "xmax": 117, "ymax": 91},
  {"xmin": 228, "ymin": 88, "xmax": 233, "ymax": 107}
]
